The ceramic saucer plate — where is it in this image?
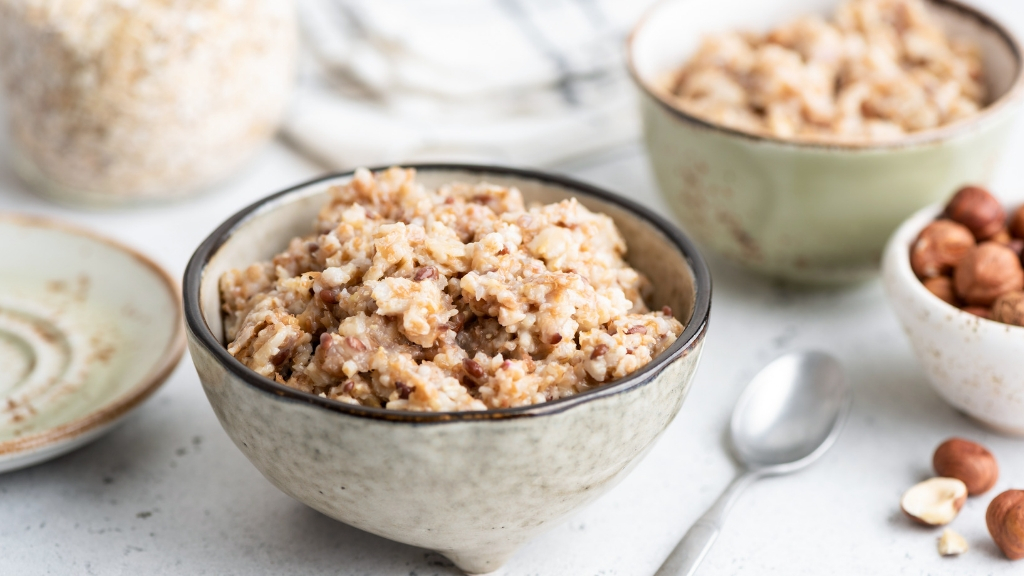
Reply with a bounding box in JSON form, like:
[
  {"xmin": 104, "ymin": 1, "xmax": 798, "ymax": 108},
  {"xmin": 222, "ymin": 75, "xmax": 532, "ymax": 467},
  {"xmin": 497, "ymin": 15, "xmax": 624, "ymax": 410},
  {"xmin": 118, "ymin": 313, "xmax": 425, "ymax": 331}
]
[{"xmin": 0, "ymin": 214, "xmax": 185, "ymax": 473}]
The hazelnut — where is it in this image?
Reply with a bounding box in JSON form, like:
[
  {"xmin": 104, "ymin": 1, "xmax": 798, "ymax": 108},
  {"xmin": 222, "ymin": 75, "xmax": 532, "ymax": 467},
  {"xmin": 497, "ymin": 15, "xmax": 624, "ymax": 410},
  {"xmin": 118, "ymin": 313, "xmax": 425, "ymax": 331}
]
[
  {"xmin": 901, "ymin": 477, "xmax": 968, "ymax": 526},
  {"xmin": 922, "ymin": 276, "xmax": 958, "ymax": 306},
  {"xmin": 992, "ymin": 291, "xmax": 1024, "ymax": 327},
  {"xmin": 910, "ymin": 220, "xmax": 976, "ymax": 278},
  {"xmin": 932, "ymin": 438, "xmax": 999, "ymax": 495},
  {"xmin": 938, "ymin": 529, "xmax": 968, "ymax": 556},
  {"xmin": 945, "ymin": 186, "xmax": 1006, "ymax": 240},
  {"xmin": 962, "ymin": 305, "xmax": 992, "ymax": 319},
  {"xmin": 954, "ymin": 242, "xmax": 1024, "ymax": 306},
  {"xmin": 987, "ymin": 490, "xmax": 1024, "ymax": 560},
  {"xmin": 1010, "ymin": 205, "xmax": 1024, "ymax": 239},
  {"xmin": 993, "ymin": 229, "xmax": 1014, "ymax": 245}
]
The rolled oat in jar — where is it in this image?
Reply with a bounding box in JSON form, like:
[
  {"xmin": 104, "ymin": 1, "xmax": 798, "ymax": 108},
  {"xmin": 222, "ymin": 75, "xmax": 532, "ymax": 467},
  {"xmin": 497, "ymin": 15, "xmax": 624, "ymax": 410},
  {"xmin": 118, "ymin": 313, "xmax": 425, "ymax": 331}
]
[{"xmin": 0, "ymin": 0, "xmax": 296, "ymax": 204}]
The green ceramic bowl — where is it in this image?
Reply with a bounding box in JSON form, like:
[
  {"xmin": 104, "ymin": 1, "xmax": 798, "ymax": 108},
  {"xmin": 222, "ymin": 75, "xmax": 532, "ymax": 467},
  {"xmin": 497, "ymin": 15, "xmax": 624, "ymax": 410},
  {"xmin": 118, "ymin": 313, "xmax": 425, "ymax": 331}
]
[{"xmin": 628, "ymin": 0, "xmax": 1024, "ymax": 284}]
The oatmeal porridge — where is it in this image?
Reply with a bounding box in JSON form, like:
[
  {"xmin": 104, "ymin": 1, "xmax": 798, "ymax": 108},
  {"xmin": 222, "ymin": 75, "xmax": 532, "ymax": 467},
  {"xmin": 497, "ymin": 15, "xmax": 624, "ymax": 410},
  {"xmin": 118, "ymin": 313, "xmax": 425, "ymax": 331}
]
[
  {"xmin": 220, "ymin": 168, "xmax": 684, "ymax": 412},
  {"xmin": 667, "ymin": 0, "xmax": 985, "ymax": 142}
]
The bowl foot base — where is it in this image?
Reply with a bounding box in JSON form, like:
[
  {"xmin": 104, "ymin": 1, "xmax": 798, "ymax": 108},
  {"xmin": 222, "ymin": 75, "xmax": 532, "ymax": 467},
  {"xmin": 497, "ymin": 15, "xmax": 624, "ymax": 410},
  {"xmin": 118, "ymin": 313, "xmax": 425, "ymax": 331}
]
[
  {"xmin": 442, "ymin": 547, "xmax": 517, "ymax": 575},
  {"xmin": 960, "ymin": 410, "xmax": 1024, "ymax": 437}
]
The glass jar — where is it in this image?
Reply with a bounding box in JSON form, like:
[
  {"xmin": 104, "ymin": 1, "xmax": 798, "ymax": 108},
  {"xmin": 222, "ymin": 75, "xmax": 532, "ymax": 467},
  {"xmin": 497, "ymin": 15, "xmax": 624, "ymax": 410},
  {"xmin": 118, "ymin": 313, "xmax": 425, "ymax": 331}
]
[{"xmin": 0, "ymin": 0, "xmax": 296, "ymax": 205}]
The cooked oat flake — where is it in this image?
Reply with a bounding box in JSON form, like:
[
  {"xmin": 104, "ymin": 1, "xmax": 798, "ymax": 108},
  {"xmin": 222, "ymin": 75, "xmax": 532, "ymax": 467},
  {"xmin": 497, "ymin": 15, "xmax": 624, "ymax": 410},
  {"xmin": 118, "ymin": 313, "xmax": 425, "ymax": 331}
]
[{"xmin": 221, "ymin": 167, "xmax": 683, "ymax": 412}]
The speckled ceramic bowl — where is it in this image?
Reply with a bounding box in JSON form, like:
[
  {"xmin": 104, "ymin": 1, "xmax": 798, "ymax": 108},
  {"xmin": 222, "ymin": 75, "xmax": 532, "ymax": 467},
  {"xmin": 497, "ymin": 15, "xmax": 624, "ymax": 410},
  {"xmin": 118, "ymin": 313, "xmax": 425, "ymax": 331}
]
[
  {"xmin": 883, "ymin": 203, "xmax": 1024, "ymax": 435},
  {"xmin": 628, "ymin": 0, "xmax": 1024, "ymax": 284},
  {"xmin": 183, "ymin": 165, "xmax": 712, "ymax": 574}
]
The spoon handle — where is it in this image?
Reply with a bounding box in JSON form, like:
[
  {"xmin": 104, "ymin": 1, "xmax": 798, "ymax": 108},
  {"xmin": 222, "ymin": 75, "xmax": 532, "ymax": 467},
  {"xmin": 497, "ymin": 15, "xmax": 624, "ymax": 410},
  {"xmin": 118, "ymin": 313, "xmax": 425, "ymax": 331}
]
[{"xmin": 654, "ymin": 471, "xmax": 759, "ymax": 576}]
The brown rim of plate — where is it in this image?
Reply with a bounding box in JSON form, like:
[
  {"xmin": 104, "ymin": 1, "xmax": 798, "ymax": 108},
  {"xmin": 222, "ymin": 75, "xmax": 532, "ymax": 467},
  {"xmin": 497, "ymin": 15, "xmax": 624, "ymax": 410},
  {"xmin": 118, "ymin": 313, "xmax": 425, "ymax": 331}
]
[
  {"xmin": 183, "ymin": 163, "xmax": 713, "ymax": 424},
  {"xmin": 626, "ymin": 0, "xmax": 1024, "ymax": 151},
  {"xmin": 0, "ymin": 213, "xmax": 186, "ymax": 456}
]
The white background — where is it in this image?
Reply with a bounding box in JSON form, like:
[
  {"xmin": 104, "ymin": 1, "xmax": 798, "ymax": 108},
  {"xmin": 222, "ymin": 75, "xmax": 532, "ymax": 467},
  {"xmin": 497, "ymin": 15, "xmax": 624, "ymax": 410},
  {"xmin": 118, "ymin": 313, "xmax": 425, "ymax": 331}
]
[{"xmin": 3, "ymin": 1, "xmax": 1024, "ymax": 574}]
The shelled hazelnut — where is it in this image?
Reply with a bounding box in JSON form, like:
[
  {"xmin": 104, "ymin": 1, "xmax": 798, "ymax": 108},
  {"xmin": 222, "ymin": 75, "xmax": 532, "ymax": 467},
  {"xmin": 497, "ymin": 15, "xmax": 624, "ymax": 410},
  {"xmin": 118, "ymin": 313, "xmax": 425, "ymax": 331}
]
[
  {"xmin": 910, "ymin": 185, "xmax": 1024, "ymax": 326},
  {"xmin": 938, "ymin": 529, "xmax": 969, "ymax": 556},
  {"xmin": 901, "ymin": 477, "xmax": 967, "ymax": 526}
]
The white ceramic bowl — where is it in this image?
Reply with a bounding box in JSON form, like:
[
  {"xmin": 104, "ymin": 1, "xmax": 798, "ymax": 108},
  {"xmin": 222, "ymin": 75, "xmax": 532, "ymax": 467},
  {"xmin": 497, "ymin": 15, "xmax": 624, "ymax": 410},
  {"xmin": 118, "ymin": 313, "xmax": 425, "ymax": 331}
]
[
  {"xmin": 882, "ymin": 204, "xmax": 1024, "ymax": 435},
  {"xmin": 0, "ymin": 214, "xmax": 185, "ymax": 472},
  {"xmin": 183, "ymin": 165, "xmax": 712, "ymax": 573}
]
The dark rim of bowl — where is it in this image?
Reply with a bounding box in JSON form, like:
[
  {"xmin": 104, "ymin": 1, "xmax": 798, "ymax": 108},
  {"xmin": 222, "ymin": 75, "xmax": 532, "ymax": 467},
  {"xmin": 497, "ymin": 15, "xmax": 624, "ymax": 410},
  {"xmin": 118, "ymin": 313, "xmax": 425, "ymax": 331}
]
[
  {"xmin": 183, "ymin": 163, "xmax": 712, "ymax": 423},
  {"xmin": 626, "ymin": 0, "xmax": 1024, "ymax": 151}
]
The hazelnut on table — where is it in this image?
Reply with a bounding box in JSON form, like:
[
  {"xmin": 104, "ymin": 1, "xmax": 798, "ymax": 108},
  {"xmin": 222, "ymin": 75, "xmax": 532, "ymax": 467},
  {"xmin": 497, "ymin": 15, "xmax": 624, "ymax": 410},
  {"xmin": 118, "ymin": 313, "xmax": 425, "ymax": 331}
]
[
  {"xmin": 987, "ymin": 490, "xmax": 1024, "ymax": 560},
  {"xmin": 933, "ymin": 438, "xmax": 999, "ymax": 496},
  {"xmin": 901, "ymin": 477, "xmax": 968, "ymax": 526},
  {"xmin": 938, "ymin": 529, "xmax": 969, "ymax": 557}
]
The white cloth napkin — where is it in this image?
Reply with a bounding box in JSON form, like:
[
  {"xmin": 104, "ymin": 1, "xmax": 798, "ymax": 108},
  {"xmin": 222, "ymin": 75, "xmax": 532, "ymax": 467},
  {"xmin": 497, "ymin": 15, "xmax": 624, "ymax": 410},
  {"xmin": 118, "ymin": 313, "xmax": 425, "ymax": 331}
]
[{"xmin": 285, "ymin": 0, "xmax": 657, "ymax": 169}]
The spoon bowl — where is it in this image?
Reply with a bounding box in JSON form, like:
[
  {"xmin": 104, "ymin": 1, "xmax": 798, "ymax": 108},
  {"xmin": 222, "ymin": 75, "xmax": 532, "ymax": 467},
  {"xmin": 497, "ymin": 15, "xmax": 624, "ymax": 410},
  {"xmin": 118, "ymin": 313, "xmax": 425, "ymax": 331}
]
[{"xmin": 732, "ymin": 351, "xmax": 849, "ymax": 473}]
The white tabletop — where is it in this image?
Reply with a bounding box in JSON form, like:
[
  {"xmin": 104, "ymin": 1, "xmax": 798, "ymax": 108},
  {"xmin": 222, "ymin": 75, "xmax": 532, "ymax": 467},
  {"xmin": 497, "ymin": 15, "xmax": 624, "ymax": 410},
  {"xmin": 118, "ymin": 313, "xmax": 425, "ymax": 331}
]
[{"xmin": 5, "ymin": 2, "xmax": 1024, "ymax": 573}]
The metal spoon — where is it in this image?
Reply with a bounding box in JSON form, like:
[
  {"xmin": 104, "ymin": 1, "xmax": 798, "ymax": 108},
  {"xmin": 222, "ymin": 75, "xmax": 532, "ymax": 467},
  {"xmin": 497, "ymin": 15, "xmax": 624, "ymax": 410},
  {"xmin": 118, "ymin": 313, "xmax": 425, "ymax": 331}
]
[{"xmin": 655, "ymin": 351, "xmax": 851, "ymax": 576}]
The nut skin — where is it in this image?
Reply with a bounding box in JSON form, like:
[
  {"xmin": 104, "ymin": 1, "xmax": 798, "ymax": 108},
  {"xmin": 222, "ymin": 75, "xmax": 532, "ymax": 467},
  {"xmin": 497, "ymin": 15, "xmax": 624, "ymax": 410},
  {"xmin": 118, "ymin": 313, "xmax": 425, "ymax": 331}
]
[
  {"xmin": 987, "ymin": 490, "xmax": 1024, "ymax": 560},
  {"xmin": 933, "ymin": 438, "xmax": 999, "ymax": 495},
  {"xmin": 923, "ymin": 276, "xmax": 958, "ymax": 306},
  {"xmin": 945, "ymin": 186, "xmax": 1007, "ymax": 241},
  {"xmin": 1011, "ymin": 205, "xmax": 1024, "ymax": 239},
  {"xmin": 911, "ymin": 220, "xmax": 976, "ymax": 279},
  {"xmin": 954, "ymin": 242, "xmax": 1024, "ymax": 306},
  {"xmin": 992, "ymin": 291, "xmax": 1024, "ymax": 327}
]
